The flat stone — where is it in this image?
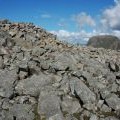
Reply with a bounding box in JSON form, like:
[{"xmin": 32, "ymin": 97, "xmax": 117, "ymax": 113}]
[
  {"xmin": 105, "ymin": 94, "xmax": 120, "ymax": 110},
  {"xmin": 0, "ymin": 70, "xmax": 17, "ymax": 98},
  {"xmin": 61, "ymin": 95, "xmax": 81, "ymax": 114},
  {"xmin": 70, "ymin": 77, "xmax": 96, "ymax": 104},
  {"xmin": 0, "ymin": 56, "xmax": 4, "ymax": 69},
  {"xmin": 38, "ymin": 92, "xmax": 62, "ymax": 119},
  {"xmin": 15, "ymin": 73, "xmax": 55, "ymax": 97},
  {"xmin": 1, "ymin": 104, "xmax": 35, "ymax": 120},
  {"xmin": 51, "ymin": 52, "xmax": 77, "ymax": 71}
]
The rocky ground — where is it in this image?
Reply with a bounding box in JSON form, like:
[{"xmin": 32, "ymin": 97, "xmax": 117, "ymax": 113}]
[{"xmin": 0, "ymin": 19, "xmax": 120, "ymax": 120}]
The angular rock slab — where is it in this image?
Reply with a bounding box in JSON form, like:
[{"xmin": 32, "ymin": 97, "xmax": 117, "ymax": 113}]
[
  {"xmin": 70, "ymin": 77, "xmax": 96, "ymax": 104},
  {"xmin": 38, "ymin": 91, "xmax": 63, "ymax": 119},
  {"xmin": 0, "ymin": 70, "xmax": 17, "ymax": 98},
  {"xmin": 105, "ymin": 94, "xmax": 120, "ymax": 111},
  {"xmin": 51, "ymin": 52, "xmax": 77, "ymax": 71},
  {"xmin": 0, "ymin": 104, "xmax": 34, "ymax": 120},
  {"xmin": 15, "ymin": 73, "xmax": 55, "ymax": 97}
]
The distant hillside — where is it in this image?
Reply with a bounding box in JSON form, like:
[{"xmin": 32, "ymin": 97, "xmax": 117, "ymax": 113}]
[{"xmin": 87, "ymin": 35, "xmax": 120, "ymax": 50}]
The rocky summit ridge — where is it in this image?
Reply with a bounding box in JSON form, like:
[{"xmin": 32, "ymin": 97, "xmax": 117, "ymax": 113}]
[{"xmin": 0, "ymin": 19, "xmax": 120, "ymax": 120}]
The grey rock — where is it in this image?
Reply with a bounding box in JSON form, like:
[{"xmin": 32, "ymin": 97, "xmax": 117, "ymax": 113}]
[
  {"xmin": 51, "ymin": 52, "xmax": 77, "ymax": 71},
  {"xmin": 104, "ymin": 116, "xmax": 119, "ymax": 120},
  {"xmin": 105, "ymin": 94, "xmax": 120, "ymax": 110},
  {"xmin": 1, "ymin": 99, "xmax": 10, "ymax": 110},
  {"xmin": 101, "ymin": 104, "xmax": 111, "ymax": 112},
  {"xmin": 61, "ymin": 95, "xmax": 81, "ymax": 114},
  {"xmin": 97, "ymin": 100, "xmax": 104, "ymax": 108},
  {"xmin": 90, "ymin": 114, "xmax": 99, "ymax": 120},
  {"xmin": 16, "ymin": 52, "xmax": 24, "ymax": 61},
  {"xmin": 48, "ymin": 113, "xmax": 64, "ymax": 120},
  {"xmin": 1, "ymin": 104, "xmax": 35, "ymax": 120},
  {"xmin": 108, "ymin": 61, "xmax": 119, "ymax": 72},
  {"xmin": 70, "ymin": 77, "xmax": 96, "ymax": 104},
  {"xmin": 32, "ymin": 46, "xmax": 46, "ymax": 56},
  {"xmin": 15, "ymin": 73, "xmax": 55, "ymax": 97},
  {"xmin": 83, "ymin": 103, "xmax": 97, "ymax": 111},
  {"xmin": 65, "ymin": 114, "xmax": 79, "ymax": 120},
  {"xmin": 0, "ymin": 70, "xmax": 17, "ymax": 98},
  {"xmin": 18, "ymin": 60, "xmax": 28, "ymax": 70},
  {"xmin": 15, "ymin": 96, "xmax": 36, "ymax": 104},
  {"xmin": 40, "ymin": 60, "xmax": 50, "ymax": 70},
  {"xmin": 0, "ymin": 47, "xmax": 10, "ymax": 55},
  {"xmin": 12, "ymin": 45, "xmax": 21, "ymax": 53},
  {"xmin": 38, "ymin": 92, "xmax": 62, "ymax": 119},
  {"xmin": 9, "ymin": 31, "xmax": 16, "ymax": 37},
  {"xmin": 0, "ymin": 56, "xmax": 4, "ymax": 69},
  {"xmin": 19, "ymin": 70, "xmax": 28, "ymax": 80}
]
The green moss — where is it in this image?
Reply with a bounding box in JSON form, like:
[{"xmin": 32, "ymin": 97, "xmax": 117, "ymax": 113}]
[
  {"xmin": 40, "ymin": 114, "xmax": 46, "ymax": 120},
  {"xmin": 100, "ymin": 111, "xmax": 118, "ymax": 117},
  {"xmin": 63, "ymin": 111, "xmax": 68, "ymax": 117},
  {"xmin": 33, "ymin": 104, "xmax": 41, "ymax": 120},
  {"xmin": 73, "ymin": 112, "xmax": 80, "ymax": 120},
  {"xmin": 83, "ymin": 115, "xmax": 90, "ymax": 120}
]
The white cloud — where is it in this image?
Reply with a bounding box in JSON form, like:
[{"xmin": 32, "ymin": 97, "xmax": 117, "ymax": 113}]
[
  {"xmin": 50, "ymin": 30, "xmax": 98, "ymax": 44},
  {"xmin": 51, "ymin": 1, "xmax": 120, "ymax": 45},
  {"xmin": 50, "ymin": 29, "xmax": 120, "ymax": 45},
  {"xmin": 73, "ymin": 12, "xmax": 96, "ymax": 28},
  {"xmin": 101, "ymin": 1, "xmax": 120, "ymax": 30},
  {"xmin": 41, "ymin": 14, "xmax": 51, "ymax": 18},
  {"xmin": 114, "ymin": 0, "xmax": 120, "ymax": 4}
]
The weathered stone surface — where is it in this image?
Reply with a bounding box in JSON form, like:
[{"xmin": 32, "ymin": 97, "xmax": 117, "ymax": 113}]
[
  {"xmin": 38, "ymin": 92, "xmax": 62, "ymax": 119},
  {"xmin": 0, "ymin": 70, "xmax": 17, "ymax": 98},
  {"xmin": 105, "ymin": 94, "xmax": 120, "ymax": 110},
  {"xmin": 1, "ymin": 104, "xmax": 35, "ymax": 120},
  {"xmin": 70, "ymin": 77, "xmax": 96, "ymax": 104},
  {"xmin": 15, "ymin": 73, "xmax": 53, "ymax": 97},
  {"xmin": 51, "ymin": 52, "xmax": 77, "ymax": 71},
  {"xmin": 61, "ymin": 95, "xmax": 81, "ymax": 114},
  {"xmin": 0, "ymin": 56, "xmax": 4, "ymax": 69}
]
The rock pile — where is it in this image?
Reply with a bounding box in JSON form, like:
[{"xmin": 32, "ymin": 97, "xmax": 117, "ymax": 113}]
[
  {"xmin": 0, "ymin": 19, "xmax": 120, "ymax": 120},
  {"xmin": 87, "ymin": 35, "xmax": 120, "ymax": 50}
]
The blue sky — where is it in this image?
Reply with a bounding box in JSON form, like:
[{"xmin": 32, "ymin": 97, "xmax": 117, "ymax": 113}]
[{"xmin": 0, "ymin": 0, "xmax": 120, "ymax": 44}]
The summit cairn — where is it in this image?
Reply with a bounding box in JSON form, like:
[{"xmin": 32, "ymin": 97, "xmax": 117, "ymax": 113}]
[{"xmin": 0, "ymin": 20, "xmax": 120, "ymax": 120}]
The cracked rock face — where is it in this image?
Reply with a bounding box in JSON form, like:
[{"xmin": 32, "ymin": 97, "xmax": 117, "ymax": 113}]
[{"xmin": 0, "ymin": 19, "xmax": 120, "ymax": 120}]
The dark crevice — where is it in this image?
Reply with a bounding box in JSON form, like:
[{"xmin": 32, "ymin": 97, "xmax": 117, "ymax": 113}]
[
  {"xmin": 74, "ymin": 90, "xmax": 84, "ymax": 107},
  {"xmin": 9, "ymin": 93, "xmax": 19, "ymax": 100},
  {"xmin": 28, "ymin": 68, "xmax": 39, "ymax": 77},
  {"xmin": 108, "ymin": 62, "xmax": 119, "ymax": 72},
  {"xmin": 104, "ymin": 100, "xmax": 110, "ymax": 108},
  {"xmin": 13, "ymin": 116, "xmax": 16, "ymax": 120},
  {"xmin": 116, "ymin": 75, "xmax": 120, "ymax": 79}
]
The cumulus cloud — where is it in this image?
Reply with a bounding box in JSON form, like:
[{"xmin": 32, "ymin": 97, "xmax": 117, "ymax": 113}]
[
  {"xmin": 50, "ymin": 29, "xmax": 120, "ymax": 45},
  {"xmin": 41, "ymin": 14, "xmax": 51, "ymax": 18},
  {"xmin": 114, "ymin": 0, "xmax": 120, "ymax": 4},
  {"xmin": 101, "ymin": 0, "xmax": 120, "ymax": 30},
  {"xmin": 51, "ymin": 1, "xmax": 120, "ymax": 45},
  {"xmin": 50, "ymin": 30, "xmax": 98, "ymax": 44},
  {"xmin": 73, "ymin": 12, "xmax": 96, "ymax": 28}
]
